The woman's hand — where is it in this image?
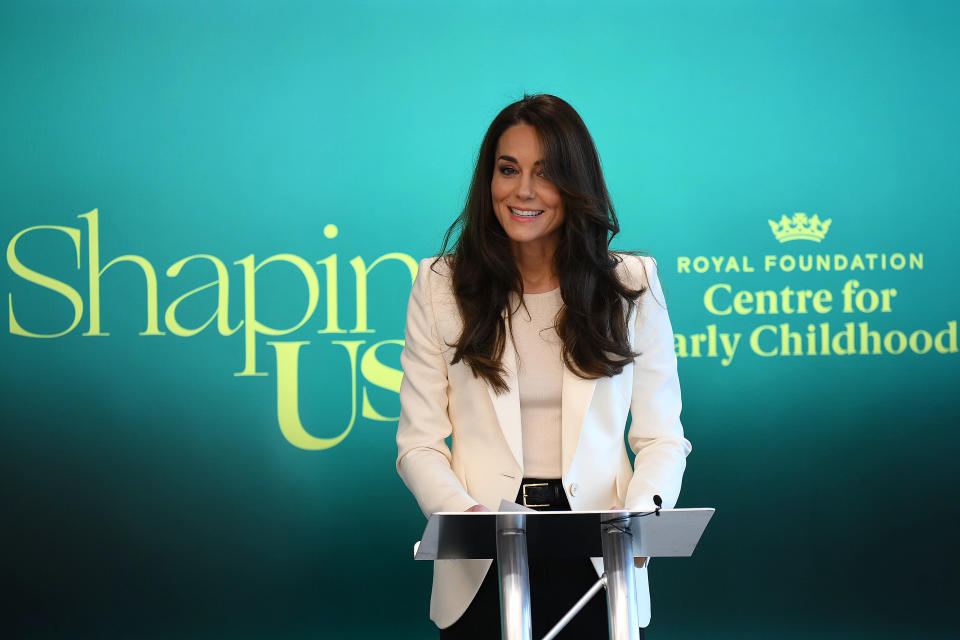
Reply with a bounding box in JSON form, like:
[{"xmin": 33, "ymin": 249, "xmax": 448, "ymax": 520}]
[{"xmin": 465, "ymin": 504, "xmax": 491, "ymax": 512}]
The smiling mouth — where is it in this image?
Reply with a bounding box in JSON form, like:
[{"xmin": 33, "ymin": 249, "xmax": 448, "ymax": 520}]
[{"xmin": 510, "ymin": 206, "xmax": 544, "ymax": 218}]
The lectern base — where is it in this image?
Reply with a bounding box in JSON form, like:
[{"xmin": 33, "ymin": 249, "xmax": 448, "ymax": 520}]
[
  {"xmin": 601, "ymin": 520, "xmax": 640, "ymax": 640},
  {"xmin": 497, "ymin": 513, "xmax": 532, "ymax": 640},
  {"xmin": 438, "ymin": 560, "xmax": 615, "ymax": 640}
]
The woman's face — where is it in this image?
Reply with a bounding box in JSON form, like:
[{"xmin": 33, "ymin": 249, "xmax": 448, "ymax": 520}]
[{"xmin": 490, "ymin": 123, "xmax": 565, "ymax": 253}]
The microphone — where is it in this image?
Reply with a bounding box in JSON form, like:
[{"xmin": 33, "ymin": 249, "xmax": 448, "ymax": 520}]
[{"xmin": 653, "ymin": 495, "xmax": 662, "ymax": 516}]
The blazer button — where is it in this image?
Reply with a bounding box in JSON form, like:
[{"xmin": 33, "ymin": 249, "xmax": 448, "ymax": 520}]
[{"xmin": 569, "ymin": 483, "xmax": 578, "ymax": 496}]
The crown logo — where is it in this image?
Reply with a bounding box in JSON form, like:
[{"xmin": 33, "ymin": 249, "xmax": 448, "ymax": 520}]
[{"xmin": 768, "ymin": 212, "xmax": 831, "ymax": 243}]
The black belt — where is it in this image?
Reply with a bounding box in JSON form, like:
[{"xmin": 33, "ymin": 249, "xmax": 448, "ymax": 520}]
[{"xmin": 515, "ymin": 478, "xmax": 569, "ymax": 511}]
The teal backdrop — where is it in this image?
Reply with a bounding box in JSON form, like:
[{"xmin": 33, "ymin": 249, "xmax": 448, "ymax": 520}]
[{"xmin": 2, "ymin": 1, "xmax": 958, "ymax": 638}]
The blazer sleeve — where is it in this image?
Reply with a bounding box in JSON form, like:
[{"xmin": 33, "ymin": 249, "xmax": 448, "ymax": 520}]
[
  {"xmin": 396, "ymin": 258, "xmax": 479, "ymax": 518},
  {"xmin": 623, "ymin": 256, "xmax": 693, "ymax": 512}
]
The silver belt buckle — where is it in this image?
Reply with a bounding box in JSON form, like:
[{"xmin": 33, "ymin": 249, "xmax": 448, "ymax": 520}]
[{"xmin": 522, "ymin": 482, "xmax": 549, "ymax": 508}]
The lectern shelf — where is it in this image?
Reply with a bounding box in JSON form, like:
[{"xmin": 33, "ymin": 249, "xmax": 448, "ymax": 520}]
[{"xmin": 415, "ymin": 508, "xmax": 713, "ymax": 561}]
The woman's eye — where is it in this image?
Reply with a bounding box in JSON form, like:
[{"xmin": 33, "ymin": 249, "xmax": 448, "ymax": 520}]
[{"xmin": 497, "ymin": 166, "xmax": 546, "ymax": 178}]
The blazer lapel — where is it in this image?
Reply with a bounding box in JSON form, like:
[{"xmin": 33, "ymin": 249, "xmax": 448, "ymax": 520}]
[
  {"xmin": 561, "ymin": 366, "xmax": 598, "ymax": 477},
  {"xmin": 486, "ymin": 330, "xmax": 524, "ymax": 470}
]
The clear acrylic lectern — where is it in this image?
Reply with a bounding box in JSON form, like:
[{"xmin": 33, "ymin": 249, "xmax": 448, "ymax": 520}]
[{"xmin": 415, "ymin": 507, "xmax": 714, "ymax": 640}]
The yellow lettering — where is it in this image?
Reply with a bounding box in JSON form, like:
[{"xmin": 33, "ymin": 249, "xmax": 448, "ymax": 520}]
[
  {"xmin": 269, "ymin": 340, "xmax": 362, "ymax": 449},
  {"xmin": 812, "ymin": 290, "xmax": 832, "ymax": 313},
  {"xmin": 165, "ymin": 254, "xmax": 241, "ymax": 337},
  {"xmin": 689, "ymin": 333, "xmax": 706, "ymax": 358},
  {"xmin": 80, "ymin": 209, "xmax": 164, "ymax": 336},
  {"xmin": 349, "ymin": 253, "xmax": 417, "ymax": 333},
  {"xmin": 909, "ymin": 330, "xmax": 932, "ymax": 354},
  {"xmin": 831, "ymin": 322, "xmax": 856, "ymax": 355},
  {"xmin": 881, "ymin": 288, "xmax": 897, "ymax": 312},
  {"xmin": 750, "ymin": 325, "xmax": 778, "ymax": 356},
  {"xmin": 360, "ymin": 339, "xmax": 404, "ymax": 421},
  {"xmin": 7, "ymin": 224, "xmax": 83, "ymax": 338},
  {"xmin": 316, "ymin": 254, "xmax": 346, "ymax": 334},
  {"xmin": 234, "ymin": 254, "xmax": 320, "ymax": 376},
  {"xmin": 704, "ymin": 283, "xmax": 731, "ymax": 316},
  {"xmin": 733, "ymin": 290, "xmax": 753, "ymax": 315},
  {"xmin": 674, "ymin": 333, "xmax": 688, "ymax": 358},
  {"xmin": 934, "ymin": 321, "xmax": 957, "ymax": 354}
]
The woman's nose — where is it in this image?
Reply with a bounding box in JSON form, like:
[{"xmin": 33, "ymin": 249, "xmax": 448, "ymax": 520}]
[{"xmin": 517, "ymin": 172, "xmax": 535, "ymax": 199}]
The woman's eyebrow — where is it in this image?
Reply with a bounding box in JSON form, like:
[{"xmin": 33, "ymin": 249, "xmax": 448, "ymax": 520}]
[{"xmin": 497, "ymin": 154, "xmax": 543, "ymax": 166}]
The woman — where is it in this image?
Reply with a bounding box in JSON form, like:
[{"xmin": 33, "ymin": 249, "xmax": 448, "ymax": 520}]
[{"xmin": 396, "ymin": 94, "xmax": 691, "ymax": 638}]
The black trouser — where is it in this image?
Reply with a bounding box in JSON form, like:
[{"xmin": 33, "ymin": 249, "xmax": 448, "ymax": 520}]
[{"xmin": 438, "ymin": 479, "xmax": 645, "ymax": 639}]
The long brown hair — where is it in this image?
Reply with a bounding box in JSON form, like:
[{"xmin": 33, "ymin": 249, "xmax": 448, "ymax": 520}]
[{"xmin": 435, "ymin": 94, "xmax": 644, "ymax": 393}]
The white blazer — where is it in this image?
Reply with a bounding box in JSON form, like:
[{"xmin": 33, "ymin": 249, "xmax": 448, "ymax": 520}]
[{"xmin": 396, "ymin": 253, "xmax": 691, "ymax": 629}]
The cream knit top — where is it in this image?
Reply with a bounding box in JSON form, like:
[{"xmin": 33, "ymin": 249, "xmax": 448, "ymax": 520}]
[{"xmin": 510, "ymin": 287, "xmax": 565, "ymax": 479}]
